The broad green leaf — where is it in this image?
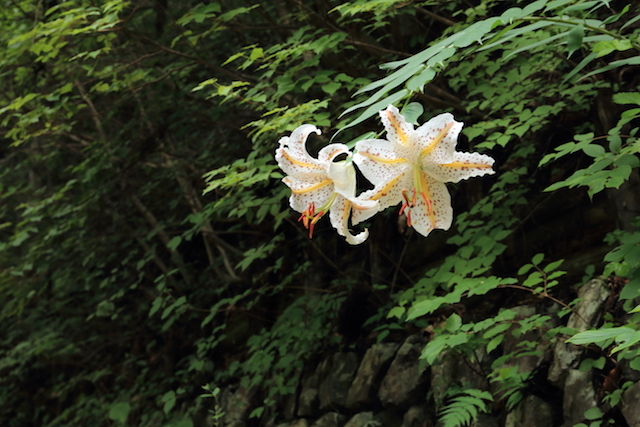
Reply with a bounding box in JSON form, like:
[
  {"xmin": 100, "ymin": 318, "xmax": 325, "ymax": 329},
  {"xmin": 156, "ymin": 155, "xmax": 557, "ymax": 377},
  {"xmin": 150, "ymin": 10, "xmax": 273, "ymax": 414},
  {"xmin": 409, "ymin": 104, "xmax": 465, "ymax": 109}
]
[
  {"xmin": 108, "ymin": 402, "xmax": 131, "ymax": 424},
  {"xmin": 337, "ymin": 89, "xmax": 409, "ymax": 135},
  {"xmin": 582, "ymin": 144, "xmax": 605, "ymax": 158},
  {"xmin": 446, "ymin": 313, "xmax": 462, "ymax": 332},
  {"xmin": 566, "ymin": 24, "xmax": 584, "ymax": 58},
  {"xmin": 613, "ymin": 92, "xmax": 640, "ymax": 105},
  {"xmin": 401, "ymin": 102, "xmax": 424, "ymax": 125},
  {"xmin": 567, "ymin": 327, "xmax": 634, "ymax": 345}
]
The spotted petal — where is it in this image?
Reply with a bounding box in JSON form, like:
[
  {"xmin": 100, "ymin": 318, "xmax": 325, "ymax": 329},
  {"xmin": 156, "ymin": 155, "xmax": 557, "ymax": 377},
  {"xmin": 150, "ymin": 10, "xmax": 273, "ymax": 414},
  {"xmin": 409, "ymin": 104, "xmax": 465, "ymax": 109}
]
[
  {"xmin": 328, "ymin": 162, "xmax": 378, "ymax": 242},
  {"xmin": 276, "ymin": 124, "xmax": 325, "ymax": 177},
  {"xmin": 379, "ymin": 104, "xmax": 414, "ymax": 147},
  {"xmin": 283, "ymin": 175, "xmax": 334, "ymax": 213},
  {"xmin": 329, "ymin": 195, "xmax": 369, "ymax": 245},
  {"xmin": 408, "ymin": 177, "xmax": 453, "ymax": 237},
  {"xmin": 414, "ymin": 113, "xmax": 464, "ymax": 165},
  {"xmin": 353, "ymin": 138, "xmax": 412, "ymax": 212},
  {"xmin": 423, "ymin": 152, "xmax": 495, "ymax": 183}
]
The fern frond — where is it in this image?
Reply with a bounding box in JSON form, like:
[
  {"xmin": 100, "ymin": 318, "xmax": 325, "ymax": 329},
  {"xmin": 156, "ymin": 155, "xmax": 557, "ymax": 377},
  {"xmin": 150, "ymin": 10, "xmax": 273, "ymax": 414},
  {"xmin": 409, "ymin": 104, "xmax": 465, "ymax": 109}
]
[{"xmin": 439, "ymin": 388, "xmax": 494, "ymax": 427}]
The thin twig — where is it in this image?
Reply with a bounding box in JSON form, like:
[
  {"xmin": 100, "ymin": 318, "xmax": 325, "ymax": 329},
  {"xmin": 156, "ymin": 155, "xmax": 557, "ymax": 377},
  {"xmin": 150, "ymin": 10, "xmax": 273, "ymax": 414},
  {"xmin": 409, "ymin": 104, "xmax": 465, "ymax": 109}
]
[
  {"xmin": 74, "ymin": 80, "xmax": 106, "ymax": 141},
  {"xmin": 129, "ymin": 192, "xmax": 193, "ymax": 286},
  {"xmin": 414, "ymin": 6, "xmax": 458, "ymax": 27}
]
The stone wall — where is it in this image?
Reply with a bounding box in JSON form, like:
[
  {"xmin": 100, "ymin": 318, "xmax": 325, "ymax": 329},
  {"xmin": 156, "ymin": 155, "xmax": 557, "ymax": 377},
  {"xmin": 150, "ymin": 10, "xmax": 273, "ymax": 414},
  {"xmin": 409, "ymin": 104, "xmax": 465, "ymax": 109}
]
[{"xmin": 217, "ymin": 279, "xmax": 640, "ymax": 427}]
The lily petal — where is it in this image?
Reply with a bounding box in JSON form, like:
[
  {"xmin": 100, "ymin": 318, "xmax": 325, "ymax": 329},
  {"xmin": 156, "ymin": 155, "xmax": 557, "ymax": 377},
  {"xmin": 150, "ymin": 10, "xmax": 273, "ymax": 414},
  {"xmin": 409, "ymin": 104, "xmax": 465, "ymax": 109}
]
[
  {"xmin": 423, "ymin": 152, "xmax": 495, "ymax": 183},
  {"xmin": 409, "ymin": 178, "xmax": 453, "ymax": 237},
  {"xmin": 415, "ymin": 113, "xmax": 463, "ymax": 164},
  {"xmin": 328, "ymin": 161, "xmax": 379, "ymax": 233},
  {"xmin": 329, "ymin": 195, "xmax": 370, "ymax": 245},
  {"xmin": 283, "ymin": 175, "xmax": 334, "ymax": 213},
  {"xmin": 276, "ymin": 125, "xmax": 325, "ymax": 177},
  {"xmin": 353, "ymin": 139, "xmax": 412, "ymax": 210},
  {"xmin": 380, "ymin": 105, "xmax": 414, "ymax": 147},
  {"xmin": 318, "ymin": 143, "xmax": 351, "ymax": 163}
]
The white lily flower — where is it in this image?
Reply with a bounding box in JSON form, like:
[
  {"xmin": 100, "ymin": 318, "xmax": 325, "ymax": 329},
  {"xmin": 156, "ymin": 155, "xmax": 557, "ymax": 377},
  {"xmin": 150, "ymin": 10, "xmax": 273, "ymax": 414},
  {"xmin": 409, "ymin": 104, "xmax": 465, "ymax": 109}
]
[
  {"xmin": 353, "ymin": 105, "xmax": 495, "ymax": 237},
  {"xmin": 276, "ymin": 124, "xmax": 378, "ymax": 245}
]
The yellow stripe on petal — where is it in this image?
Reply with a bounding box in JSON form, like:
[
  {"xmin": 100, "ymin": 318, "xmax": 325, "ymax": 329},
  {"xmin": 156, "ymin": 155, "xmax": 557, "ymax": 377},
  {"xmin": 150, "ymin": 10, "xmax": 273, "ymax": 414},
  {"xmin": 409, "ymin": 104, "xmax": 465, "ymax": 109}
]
[
  {"xmin": 281, "ymin": 150, "xmax": 324, "ymax": 169},
  {"xmin": 359, "ymin": 151, "xmax": 406, "ymax": 164},
  {"xmin": 291, "ymin": 179, "xmax": 333, "ymax": 194},
  {"xmin": 370, "ymin": 175, "xmax": 402, "ymax": 201},
  {"xmin": 419, "ymin": 172, "xmax": 436, "ymax": 227},
  {"xmin": 386, "ymin": 110, "xmax": 409, "ymax": 145},
  {"xmin": 420, "ymin": 121, "xmax": 454, "ymax": 157},
  {"xmin": 443, "ymin": 161, "xmax": 493, "ymax": 169}
]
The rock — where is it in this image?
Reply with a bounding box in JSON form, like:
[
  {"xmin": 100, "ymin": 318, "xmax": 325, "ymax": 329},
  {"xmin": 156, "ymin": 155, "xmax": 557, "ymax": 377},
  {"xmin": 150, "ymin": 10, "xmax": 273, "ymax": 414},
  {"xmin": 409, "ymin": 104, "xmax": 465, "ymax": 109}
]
[
  {"xmin": 431, "ymin": 347, "xmax": 490, "ymax": 401},
  {"xmin": 401, "ymin": 405, "xmax": 428, "ymax": 427},
  {"xmin": 283, "ymin": 377, "xmax": 300, "ymax": 420},
  {"xmin": 504, "ymin": 395, "xmax": 553, "ymax": 427},
  {"xmin": 318, "ymin": 352, "xmax": 360, "ymax": 411},
  {"xmin": 548, "ymin": 279, "xmax": 609, "ymax": 387},
  {"xmin": 373, "ymin": 408, "xmax": 403, "ymax": 426},
  {"xmin": 472, "ymin": 413, "xmax": 500, "ymax": 427},
  {"xmin": 434, "ymin": 412, "xmax": 497, "ymax": 427},
  {"xmin": 290, "ymin": 420, "xmax": 310, "ymax": 427},
  {"xmin": 347, "ymin": 342, "xmax": 400, "ymax": 409},
  {"xmin": 619, "ymin": 358, "xmax": 640, "ymax": 384},
  {"xmin": 298, "ymin": 368, "xmax": 320, "ymax": 417},
  {"xmin": 379, "ymin": 334, "xmax": 430, "ymax": 408},
  {"xmin": 502, "ymin": 305, "xmax": 552, "ymax": 375},
  {"xmin": 562, "ymin": 369, "xmax": 597, "ymax": 427},
  {"xmin": 220, "ymin": 385, "xmax": 257, "ymax": 427},
  {"xmin": 621, "ymin": 382, "xmax": 640, "ymax": 427},
  {"xmin": 343, "ymin": 412, "xmax": 374, "ymax": 427},
  {"xmin": 311, "ymin": 412, "xmax": 347, "ymax": 427}
]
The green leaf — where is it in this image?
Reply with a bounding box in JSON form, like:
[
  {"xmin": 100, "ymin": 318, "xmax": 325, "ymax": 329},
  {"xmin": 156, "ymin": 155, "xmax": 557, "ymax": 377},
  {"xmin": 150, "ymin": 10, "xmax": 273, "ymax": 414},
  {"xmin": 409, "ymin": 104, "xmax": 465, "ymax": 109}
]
[
  {"xmin": 162, "ymin": 391, "xmax": 176, "ymax": 414},
  {"xmin": 517, "ymin": 263, "xmax": 533, "ymax": 275},
  {"xmin": 580, "ymin": 56, "xmax": 640, "ymax": 81},
  {"xmin": 487, "ymin": 335, "xmax": 504, "ymax": 353},
  {"xmin": 567, "ymin": 327, "xmax": 634, "ymax": 345},
  {"xmin": 401, "ymin": 102, "xmax": 424, "ymax": 125},
  {"xmin": 387, "ymin": 306, "xmax": 406, "ymax": 319},
  {"xmin": 592, "ymin": 39, "xmax": 633, "ymax": 58},
  {"xmin": 406, "ymin": 67, "xmax": 436, "ymax": 92},
  {"xmin": 582, "ymin": 144, "xmax": 605, "ymax": 158},
  {"xmin": 108, "ymin": 402, "xmax": 131, "ymax": 424},
  {"xmin": 167, "ymin": 236, "xmax": 181, "ymax": 251},
  {"xmin": 321, "ymin": 82, "xmax": 341, "ymax": 95},
  {"xmin": 543, "ymin": 259, "xmax": 564, "ymax": 273},
  {"xmin": 566, "ymin": 24, "xmax": 584, "ymax": 58},
  {"xmin": 483, "ymin": 323, "xmax": 510, "ymax": 339},
  {"xmin": 446, "ymin": 313, "xmax": 462, "ymax": 332},
  {"xmin": 584, "ymin": 406, "xmax": 603, "ymax": 420},
  {"xmin": 613, "ymin": 92, "xmax": 640, "ymax": 105},
  {"xmin": 531, "ymin": 253, "xmax": 544, "ymax": 265},
  {"xmin": 337, "ymin": 89, "xmax": 409, "ymax": 136},
  {"xmin": 630, "ymin": 357, "xmax": 640, "ymax": 371}
]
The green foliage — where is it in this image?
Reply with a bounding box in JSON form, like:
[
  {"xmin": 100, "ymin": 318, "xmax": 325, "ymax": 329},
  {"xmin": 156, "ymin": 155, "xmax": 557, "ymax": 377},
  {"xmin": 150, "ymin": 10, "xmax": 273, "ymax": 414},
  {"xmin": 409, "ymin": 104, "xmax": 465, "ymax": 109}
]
[
  {"xmin": 0, "ymin": 0, "xmax": 639, "ymax": 425},
  {"xmin": 439, "ymin": 388, "xmax": 493, "ymax": 427}
]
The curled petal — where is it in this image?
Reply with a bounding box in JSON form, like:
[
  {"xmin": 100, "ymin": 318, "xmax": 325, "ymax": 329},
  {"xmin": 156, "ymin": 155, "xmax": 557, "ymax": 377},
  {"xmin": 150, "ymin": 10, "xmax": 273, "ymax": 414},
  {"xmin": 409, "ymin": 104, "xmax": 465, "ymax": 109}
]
[
  {"xmin": 318, "ymin": 143, "xmax": 351, "ymax": 163},
  {"xmin": 328, "ymin": 161, "xmax": 379, "ymax": 232},
  {"xmin": 283, "ymin": 175, "xmax": 334, "ymax": 213},
  {"xmin": 423, "ymin": 152, "xmax": 495, "ymax": 183},
  {"xmin": 380, "ymin": 105, "xmax": 414, "ymax": 147},
  {"xmin": 329, "ymin": 196, "xmax": 369, "ymax": 245},
  {"xmin": 350, "ymin": 195, "xmax": 381, "ymax": 226},
  {"xmin": 276, "ymin": 125, "xmax": 324, "ymax": 177}
]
